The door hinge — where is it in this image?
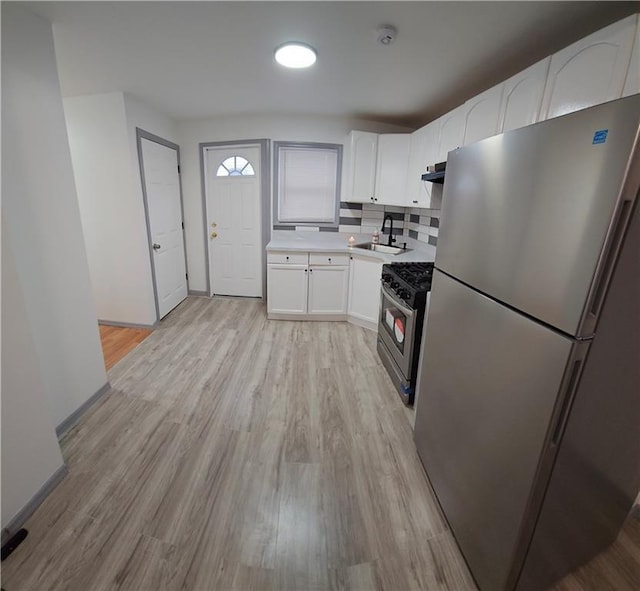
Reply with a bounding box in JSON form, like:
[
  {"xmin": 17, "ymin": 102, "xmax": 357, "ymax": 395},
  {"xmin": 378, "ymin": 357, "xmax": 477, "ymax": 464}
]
[
  {"xmin": 177, "ymin": 164, "xmax": 181, "ymax": 174},
  {"xmin": 185, "ymin": 273, "xmax": 188, "ymax": 280},
  {"xmin": 181, "ymin": 221, "xmax": 184, "ymax": 230}
]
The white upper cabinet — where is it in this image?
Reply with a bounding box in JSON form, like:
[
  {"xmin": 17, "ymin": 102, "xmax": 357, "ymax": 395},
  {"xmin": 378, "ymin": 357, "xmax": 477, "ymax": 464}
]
[
  {"xmin": 374, "ymin": 134, "xmax": 410, "ymax": 206},
  {"xmin": 623, "ymin": 15, "xmax": 640, "ymax": 97},
  {"xmin": 346, "ymin": 131, "xmax": 378, "ymax": 203},
  {"xmin": 539, "ymin": 15, "xmax": 637, "ymax": 120},
  {"xmin": 463, "ymin": 83, "xmax": 505, "ymax": 146},
  {"xmin": 346, "ymin": 131, "xmax": 409, "ymax": 206},
  {"xmin": 406, "ymin": 121, "xmax": 439, "ymax": 208},
  {"xmin": 436, "ymin": 104, "xmax": 466, "ymax": 163},
  {"xmin": 499, "ymin": 58, "xmax": 550, "ymax": 133}
]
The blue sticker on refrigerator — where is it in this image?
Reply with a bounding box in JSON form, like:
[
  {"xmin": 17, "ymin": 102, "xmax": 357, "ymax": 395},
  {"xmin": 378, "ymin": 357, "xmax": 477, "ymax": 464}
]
[{"xmin": 592, "ymin": 129, "xmax": 608, "ymax": 144}]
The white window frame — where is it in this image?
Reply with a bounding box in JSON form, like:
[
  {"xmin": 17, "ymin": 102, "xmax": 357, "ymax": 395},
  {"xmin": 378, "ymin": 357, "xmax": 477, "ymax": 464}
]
[{"xmin": 273, "ymin": 141, "xmax": 342, "ymax": 227}]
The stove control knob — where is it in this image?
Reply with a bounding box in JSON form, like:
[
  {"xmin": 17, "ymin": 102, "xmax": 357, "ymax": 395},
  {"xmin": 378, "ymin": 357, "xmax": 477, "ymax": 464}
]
[
  {"xmin": 382, "ymin": 273, "xmax": 392, "ymax": 283},
  {"xmin": 391, "ymin": 281, "xmax": 399, "ymax": 289}
]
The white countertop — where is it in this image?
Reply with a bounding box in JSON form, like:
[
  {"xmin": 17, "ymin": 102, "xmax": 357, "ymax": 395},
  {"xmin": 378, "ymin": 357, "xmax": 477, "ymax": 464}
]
[{"xmin": 267, "ymin": 231, "xmax": 437, "ymax": 263}]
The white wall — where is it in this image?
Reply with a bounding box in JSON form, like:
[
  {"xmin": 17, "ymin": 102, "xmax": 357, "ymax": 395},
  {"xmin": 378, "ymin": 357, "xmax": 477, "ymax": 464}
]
[
  {"xmin": 2, "ymin": 4, "xmax": 108, "ymax": 427},
  {"xmin": 2, "ymin": 225, "xmax": 66, "ymax": 529},
  {"xmin": 64, "ymin": 91, "xmax": 178, "ymax": 325},
  {"xmin": 176, "ymin": 114, "xmax": 411, "ymax": 292}
]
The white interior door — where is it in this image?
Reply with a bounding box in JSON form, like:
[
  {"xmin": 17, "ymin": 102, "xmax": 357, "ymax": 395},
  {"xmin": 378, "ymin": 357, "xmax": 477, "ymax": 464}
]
[
  {"xmin": 205, "ymin": 145, "xmax": 262, "ymax": 297},
  {"xmin": 141, "ymin": 137, "xmax": 187, "ymax": 319}
]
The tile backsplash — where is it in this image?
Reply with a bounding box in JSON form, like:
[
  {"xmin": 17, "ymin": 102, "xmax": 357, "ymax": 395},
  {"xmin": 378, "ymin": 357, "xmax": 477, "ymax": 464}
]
[{"xmin": 274, "ymin": 203, "xmax": 440, "ymax": 247}]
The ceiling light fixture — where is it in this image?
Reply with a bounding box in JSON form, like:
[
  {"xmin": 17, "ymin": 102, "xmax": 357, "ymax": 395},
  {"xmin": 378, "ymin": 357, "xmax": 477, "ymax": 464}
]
[{"xmin": 274, "ymin": 42, "xmax": 317, "ymax": 69}]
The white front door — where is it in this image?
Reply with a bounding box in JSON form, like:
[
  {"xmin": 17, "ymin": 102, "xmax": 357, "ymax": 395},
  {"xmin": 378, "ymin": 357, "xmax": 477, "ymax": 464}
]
[
  {"xmin": 141, "ymin": 137, "xmax": 188, "ymax": 319},
  {"xmin": 205, "ymin": 145, "xmax": 262, "ymax": 297}
]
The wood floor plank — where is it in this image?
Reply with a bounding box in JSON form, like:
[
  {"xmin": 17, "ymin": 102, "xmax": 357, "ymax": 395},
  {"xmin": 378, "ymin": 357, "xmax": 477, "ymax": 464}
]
[
  {"xmin": 99, "ymin": 324, "xmax": 152, "ymax": 370},
  {"xmin": 275, "ymin": 462, "xmax": 328, "ymax": 591},
  {"xmin": 3, "ymin": 296, "xmax": 638, "ymax": 591}
]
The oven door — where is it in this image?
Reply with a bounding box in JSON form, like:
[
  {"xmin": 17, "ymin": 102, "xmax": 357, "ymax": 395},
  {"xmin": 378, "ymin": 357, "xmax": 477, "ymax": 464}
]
[{"xmin": 378, "ymin": 283, "xmax": 416, "ymax": 378}]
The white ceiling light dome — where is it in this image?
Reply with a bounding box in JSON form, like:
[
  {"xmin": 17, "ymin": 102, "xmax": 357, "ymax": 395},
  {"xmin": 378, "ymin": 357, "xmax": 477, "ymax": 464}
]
[{"xmin": 274, "ymin": 42, "xmax": 317, "ymax": 69}]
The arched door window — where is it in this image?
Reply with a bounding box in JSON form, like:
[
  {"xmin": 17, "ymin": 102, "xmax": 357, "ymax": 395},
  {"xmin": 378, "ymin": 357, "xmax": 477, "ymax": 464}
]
[{"xmin": 216, "ymin": 155, "xmax": 255, "ymax": 177}]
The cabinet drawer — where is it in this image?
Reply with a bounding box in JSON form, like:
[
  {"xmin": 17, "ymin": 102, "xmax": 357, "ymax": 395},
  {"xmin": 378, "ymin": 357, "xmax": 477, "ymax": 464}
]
[
  {"xmin": 267, "ymin": 251, "xmax": 309, "ymax": 265},
  {"xmin": 309, "ymin": 253, "xmax": 350, "ymax": 266}
]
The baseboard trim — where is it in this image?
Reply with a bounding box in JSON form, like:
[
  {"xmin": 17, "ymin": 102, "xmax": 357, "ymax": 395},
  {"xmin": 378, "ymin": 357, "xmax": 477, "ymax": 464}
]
[
  {"xmin": 188, "ymin": 290, "xmax": 209, "ymax": 297},
  {"xmin": 347, "ymin": 316, "xmax": 378, "ymax": 332},
  {"xmin": 267, "ymin": 313, "xmax": 348, "ymax": 322},
  {"xmin": 1, "ymin": 464, "xmax": 68, "ymax": 546},
  {"xmin": 55, "ymin": 382, "xmax": 111, "ymax": 439},
  {"xmin": 98, "ymin": 319, "xmax": 158, "ymax": 330}
]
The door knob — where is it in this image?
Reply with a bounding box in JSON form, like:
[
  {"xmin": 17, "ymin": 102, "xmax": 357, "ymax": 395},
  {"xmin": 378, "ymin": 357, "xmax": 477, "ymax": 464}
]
[
  {"xmin": 210, "ymin": 232, "xmax": 218, "ymax": 239},
  {"xmin": 152, "ymin": 243, "xmax": 161, "ymax": 250},
  {"xmin": 211, "ymin": 222, "xmax": 217, "ymax": 228}
]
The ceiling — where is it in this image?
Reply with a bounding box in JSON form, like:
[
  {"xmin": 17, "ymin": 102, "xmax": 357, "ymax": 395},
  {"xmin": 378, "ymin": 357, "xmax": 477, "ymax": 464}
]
[{"xmin": 21, "ymin": 1, "xmax": 639, "ymax": 128}]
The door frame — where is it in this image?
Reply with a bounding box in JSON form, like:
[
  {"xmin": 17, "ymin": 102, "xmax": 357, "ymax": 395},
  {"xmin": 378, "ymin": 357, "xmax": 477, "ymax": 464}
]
[
  {"xmin": 199, "ymin": 139, "xmax": 270, "ymax": 298},
  {"xmin": 136, "ymin": 127, "xmax": 189, "ymax": 323}
]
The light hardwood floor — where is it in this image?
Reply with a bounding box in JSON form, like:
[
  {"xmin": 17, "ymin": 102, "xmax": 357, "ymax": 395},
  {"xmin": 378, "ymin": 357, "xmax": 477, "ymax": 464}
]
[
  {"xmin": 2, "ymin": 297, "xmax": 639, "ymax": 590},
  {"xmin": 99, "ymin": 324, "xmax": 153, "ymax": 370}
]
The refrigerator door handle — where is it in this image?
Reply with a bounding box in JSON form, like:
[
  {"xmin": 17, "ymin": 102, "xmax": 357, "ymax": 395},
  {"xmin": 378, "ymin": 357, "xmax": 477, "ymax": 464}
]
[
  {"xmin": 586, "ymin": 199, "xmax": 634, "ymax": 329},
  {"xmin": 551, "ymin": 359, "xmax": 584, "ymax": 446}
]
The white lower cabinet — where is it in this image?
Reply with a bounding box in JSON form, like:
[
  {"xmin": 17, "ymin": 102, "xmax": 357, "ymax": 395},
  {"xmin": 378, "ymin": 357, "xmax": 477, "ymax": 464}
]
[
  {"xmin": 348, "ymin": 255, "xmax": 383, "ymax": 329},
  {"xmin": 267, "ymin": 251, "xmax": 350, "ymax": 319},
  {"xmin": 308, "ymin": 266, "xmax": 349, "ymax": 314},
  {"xmin": 267, "ymin": 250, "xmax": 382, "ymax": 329},
  {"xmin": 267, "ymin": 264, "xmax": 308, "ymax": 315}
]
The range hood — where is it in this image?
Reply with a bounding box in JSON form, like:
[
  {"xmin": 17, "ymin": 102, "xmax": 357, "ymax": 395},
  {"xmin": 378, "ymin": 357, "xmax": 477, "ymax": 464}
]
[{"xmin": 421, "ymin": 161, "xmax": 446, "ymax": 184}]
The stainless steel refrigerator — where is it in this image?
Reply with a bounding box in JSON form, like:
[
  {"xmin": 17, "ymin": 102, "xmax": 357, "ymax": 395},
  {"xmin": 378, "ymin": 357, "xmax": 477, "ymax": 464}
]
[{"xmin": 414, "ymin": 94, "xmax": 640, "ymax": 591}]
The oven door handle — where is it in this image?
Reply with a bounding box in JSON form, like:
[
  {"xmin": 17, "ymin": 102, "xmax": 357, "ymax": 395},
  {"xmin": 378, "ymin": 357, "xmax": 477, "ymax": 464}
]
[{"xmin": 381, "ymin": 284, "xmax": 415, "ymax": 318}]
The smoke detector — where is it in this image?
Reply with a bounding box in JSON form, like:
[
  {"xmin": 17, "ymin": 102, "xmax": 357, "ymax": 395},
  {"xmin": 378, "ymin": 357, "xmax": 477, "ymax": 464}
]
[{"xmin": 377, "ymin": 25, "xmax": 397, "ymax": 46}]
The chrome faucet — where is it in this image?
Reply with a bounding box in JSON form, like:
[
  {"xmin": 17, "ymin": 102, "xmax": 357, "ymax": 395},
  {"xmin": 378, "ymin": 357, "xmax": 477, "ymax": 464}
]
[{"xmin": 381, "ymin": 214, "xmax": 396, "ymax": 247}]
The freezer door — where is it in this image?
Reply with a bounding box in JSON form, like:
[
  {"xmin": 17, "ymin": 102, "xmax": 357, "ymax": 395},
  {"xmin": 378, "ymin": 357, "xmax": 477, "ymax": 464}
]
[
  {"xmin": 437, "ymin": 94, "xmax": 640, "ymax": 337},
  {"xmin": 414, "ymin": 270, "xmax": 581, "ymax": 591}
]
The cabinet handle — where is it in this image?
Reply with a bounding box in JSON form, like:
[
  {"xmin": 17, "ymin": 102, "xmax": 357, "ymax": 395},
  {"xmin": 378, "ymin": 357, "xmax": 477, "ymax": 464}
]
[
  {"xmin": 328, "ymin": 258, "xmax": 332, "ymax": 262},
  {"xmin": 412, "ymin": 200, "xmax": 418, "ymax": 204},
  {"xmin": 310, "ymin": 268, "xmax": 313, "ymax": 273},
  {"xmin": 304, "ymin": 269, "xmax": 308, "ymax": 273},
  {"xmin": 286, "ymin": 256, "xmax": 289, "ymax": 260}
]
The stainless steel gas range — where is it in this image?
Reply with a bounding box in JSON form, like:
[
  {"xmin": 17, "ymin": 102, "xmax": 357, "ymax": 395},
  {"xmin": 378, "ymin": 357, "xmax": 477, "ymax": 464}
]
[{"xmin": 377, "ymin": 261, "xmax": 434, "ymax": 406}]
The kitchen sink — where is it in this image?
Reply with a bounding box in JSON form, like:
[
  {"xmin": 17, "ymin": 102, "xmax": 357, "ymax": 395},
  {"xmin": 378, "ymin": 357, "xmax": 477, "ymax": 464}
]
[{"xmin": 352, "ymin": 242, "xmax": 412, "ymax": 255}]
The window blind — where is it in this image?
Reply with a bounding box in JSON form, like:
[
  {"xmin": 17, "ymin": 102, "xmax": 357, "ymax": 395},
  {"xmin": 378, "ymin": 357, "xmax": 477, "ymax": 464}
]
[{"xmin": 277, "ymin": 145, "xmax": 339, "ymax": 224}]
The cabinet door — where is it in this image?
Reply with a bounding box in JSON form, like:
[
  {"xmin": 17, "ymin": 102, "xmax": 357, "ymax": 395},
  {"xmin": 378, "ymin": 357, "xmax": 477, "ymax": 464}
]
[
  {"xmin": 540, "ymin": 15, "xmax": 636, "ymax": 120},
  {"xmin": 348, "ymin": 255, "xmax": 383, "ymax": 326},
  {"xmin": 436, "ymin": 104, "xmax": 466, "ymax": 163},
  {"xmin": 406, "ymin": 121, "xmax": 439, "ymax": 208},
  {"xmin": 267, "ymin": 264, "xmax": 308, "ymax": 315},
  {"xmin": 374, "ymin": 134, "xmax": 410, "ymax": 206},
  {"xmin": 499, "ymin": 58, "xmax": 550, "ymax": 133},
  {"xmin": 622, "ymin": 15, "xmax": 640, "ymax": 97},
  {"xmin": 463, "ymin": 83, "xmax": 504, "ymax": 146},
  {"xmin": 347, "ymin": 131, "xmax": 378, "ymax": 203},
  {"xmin": 308, "ymin": 266, "xmax": 349, "ymax": 314}
]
